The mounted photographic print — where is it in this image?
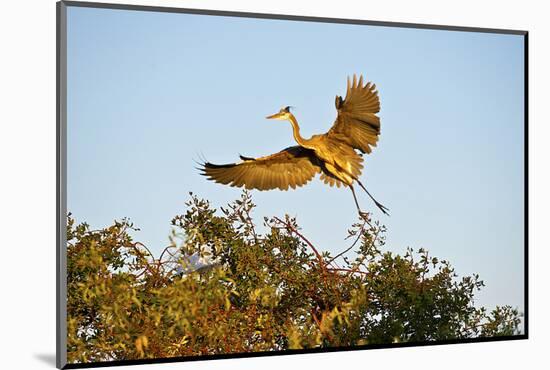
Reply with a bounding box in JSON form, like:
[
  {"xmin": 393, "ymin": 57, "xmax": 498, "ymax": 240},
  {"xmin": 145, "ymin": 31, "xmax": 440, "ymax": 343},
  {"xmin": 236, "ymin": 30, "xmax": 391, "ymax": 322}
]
[{"xmin": 56, "ymin": 1, "xmax": 528, "ymax": 368}]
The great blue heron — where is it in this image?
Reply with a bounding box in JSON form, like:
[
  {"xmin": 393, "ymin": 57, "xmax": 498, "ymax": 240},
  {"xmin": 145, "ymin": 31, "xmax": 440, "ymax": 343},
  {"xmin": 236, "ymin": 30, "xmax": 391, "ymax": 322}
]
[{"xmin": 199, "ymin": 74, "xmax": 389, "ymax": 216}]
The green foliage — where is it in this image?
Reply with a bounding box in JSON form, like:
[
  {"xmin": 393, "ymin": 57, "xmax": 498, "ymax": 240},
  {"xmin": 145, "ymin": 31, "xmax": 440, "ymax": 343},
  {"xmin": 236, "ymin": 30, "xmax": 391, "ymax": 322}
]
[{"xmin": 67, "ymin": 191, "xmax": 522, "ymax": 363}]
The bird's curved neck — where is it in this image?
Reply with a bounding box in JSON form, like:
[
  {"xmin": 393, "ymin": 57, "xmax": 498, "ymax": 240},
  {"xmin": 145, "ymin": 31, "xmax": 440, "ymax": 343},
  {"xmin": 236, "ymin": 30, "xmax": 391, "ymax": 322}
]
[{"xmin": 287, "ymin": 114, "xmax": 307, "ymax": 146}]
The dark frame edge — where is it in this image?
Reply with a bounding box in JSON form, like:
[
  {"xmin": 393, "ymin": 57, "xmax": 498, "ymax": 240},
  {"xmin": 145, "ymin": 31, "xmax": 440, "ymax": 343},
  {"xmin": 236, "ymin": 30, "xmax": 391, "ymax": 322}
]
[
  {"xmin": 57, "ymin": 1, "xmax": 68, "ymax": 369},
  {"xmin": 61, "ymin": 0, "xmax": 527, "ymax": 35},
  {"xmin": 62, "ymin": 334, "xmax": 527, "ymax": 369},
  {"xmin": 523, "ymin": 32, "xmax": 529, "ymax": 339}
]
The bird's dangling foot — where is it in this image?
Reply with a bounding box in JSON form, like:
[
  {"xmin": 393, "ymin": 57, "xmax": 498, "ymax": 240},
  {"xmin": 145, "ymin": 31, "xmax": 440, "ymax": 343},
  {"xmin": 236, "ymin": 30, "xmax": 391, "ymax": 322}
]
[
  {"xmin": 373, "ymin": 200, "xmax": 390, "ymax": 216},
  {"xmin": 354, "ymin": 180, "xmax": 390, "ymax": 216}
]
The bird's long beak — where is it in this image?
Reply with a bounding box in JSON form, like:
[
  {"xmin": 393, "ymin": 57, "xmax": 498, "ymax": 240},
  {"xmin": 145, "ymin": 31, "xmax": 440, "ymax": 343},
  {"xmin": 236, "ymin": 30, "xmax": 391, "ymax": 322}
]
[{"xmin": 266, "ymin": 112, "xmax": 284, "ymax": 120}]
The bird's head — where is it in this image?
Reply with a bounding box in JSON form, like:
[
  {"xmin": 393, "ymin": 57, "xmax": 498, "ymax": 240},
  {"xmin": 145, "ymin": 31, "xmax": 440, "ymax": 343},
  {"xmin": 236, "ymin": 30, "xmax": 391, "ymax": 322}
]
[{"xmin": 266, "ymin": 106, "xmax": 293, "ymax": 121}]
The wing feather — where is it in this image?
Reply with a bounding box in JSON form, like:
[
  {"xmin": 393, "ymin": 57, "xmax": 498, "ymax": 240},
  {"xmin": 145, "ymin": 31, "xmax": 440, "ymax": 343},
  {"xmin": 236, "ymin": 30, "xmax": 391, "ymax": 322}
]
[
  {"xmin": 200, "ymin": 146, "xmax": 321, "ymax": 191},
  {"xmin": 328, "ymin": 74, "xmax": 381, "ymax": 154}
]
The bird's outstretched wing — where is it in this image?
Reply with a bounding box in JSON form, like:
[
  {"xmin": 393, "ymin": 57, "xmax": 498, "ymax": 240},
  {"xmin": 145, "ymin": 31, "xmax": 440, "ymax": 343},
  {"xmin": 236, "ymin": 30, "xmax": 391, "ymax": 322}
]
[
  {"xmin": 327, "ymin": 74, "xmax": 381, "ymax": 154},
  {"xmin": 199, "ymin": 146, "xmax": 322, "ymax": 191}
]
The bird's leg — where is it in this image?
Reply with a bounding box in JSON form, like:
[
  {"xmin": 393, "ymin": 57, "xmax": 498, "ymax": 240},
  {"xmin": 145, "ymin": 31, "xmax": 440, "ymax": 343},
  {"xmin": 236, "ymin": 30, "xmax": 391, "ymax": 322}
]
[
  {"xmin": 355, "ymin": 179, "xmax": 390, "ymax": 216},
  {"xmin": 350, "ymin": 185, "xmax": 370, "ymax": 220}
]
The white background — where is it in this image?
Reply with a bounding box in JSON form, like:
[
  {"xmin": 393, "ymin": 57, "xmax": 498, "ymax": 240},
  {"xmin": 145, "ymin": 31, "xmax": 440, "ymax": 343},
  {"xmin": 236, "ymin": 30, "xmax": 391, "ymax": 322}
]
[{"xmin": 0, "ymin": 0, "xmax": 546, "ymax": 369}]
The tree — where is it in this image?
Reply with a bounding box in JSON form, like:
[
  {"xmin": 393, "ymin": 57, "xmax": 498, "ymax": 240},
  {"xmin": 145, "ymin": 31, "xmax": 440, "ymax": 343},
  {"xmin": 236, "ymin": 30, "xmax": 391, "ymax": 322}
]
[{"xmin": 66, "ymin": 191, "xmax": 522, "ymax": 364}]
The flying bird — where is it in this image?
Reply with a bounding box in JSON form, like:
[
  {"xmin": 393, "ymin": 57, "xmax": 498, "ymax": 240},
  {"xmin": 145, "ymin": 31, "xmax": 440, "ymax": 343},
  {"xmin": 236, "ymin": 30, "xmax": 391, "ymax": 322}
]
[{"xmin": 198, "ymin": 74, "xmax": 389, "ymax": 216}]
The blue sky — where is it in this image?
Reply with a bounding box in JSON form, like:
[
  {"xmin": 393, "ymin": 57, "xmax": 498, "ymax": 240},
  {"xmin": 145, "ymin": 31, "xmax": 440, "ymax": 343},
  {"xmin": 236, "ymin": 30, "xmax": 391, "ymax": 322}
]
[{"xmin": 67, "ymin": 7, "xmax": 525, "ymax": 316}]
